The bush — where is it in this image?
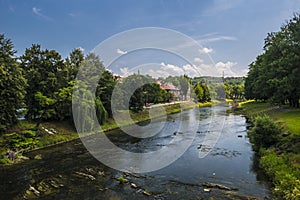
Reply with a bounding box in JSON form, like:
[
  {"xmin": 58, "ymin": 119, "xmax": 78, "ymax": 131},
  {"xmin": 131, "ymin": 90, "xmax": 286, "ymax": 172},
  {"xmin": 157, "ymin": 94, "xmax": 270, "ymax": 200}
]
[
  {"xmin": 249, "ymin": 115, "xmax": 281, "ymax": 151},
  {"xmin": 260, "ymin": 150, "xmax": 300, "ymax": 199}
]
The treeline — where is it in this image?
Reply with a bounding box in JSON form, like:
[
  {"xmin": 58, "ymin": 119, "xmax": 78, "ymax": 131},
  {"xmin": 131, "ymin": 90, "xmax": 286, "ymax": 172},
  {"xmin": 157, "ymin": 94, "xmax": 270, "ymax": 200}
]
[
  {"xmin": 245, "ymin": 13, "xmax": 300, "ymax": 107},
  {"xmin": 0, "ymin": 34, "xmax": 115, "ymax": 133},
  {"xmin": 0, "ymin": 34, "xmax": 182, "ymax": 133},
  {"xmin": 192, "ymin": 76, "xmax": 245, "ymax": 101}
]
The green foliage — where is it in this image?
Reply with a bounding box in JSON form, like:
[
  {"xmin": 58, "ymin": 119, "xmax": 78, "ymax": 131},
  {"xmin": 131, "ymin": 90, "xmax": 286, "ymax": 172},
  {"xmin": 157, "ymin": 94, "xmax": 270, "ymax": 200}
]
[
  {"xmin": 0, "ymin": 157, "xmax": 11, "ymax": 164},
  {"xmin": 20, "ymin": 44, "xmax": 68, "ymax": 122},
  {"xmin": 193, "ymin": 83, "xmax": 211, "ymax": 103},
  {"xmin": 273, "ymin": 110, "xmax": 300, "ymax": 137},
  {"xmin": 0, "ymin": 34, "xmax": 26, "ymax": 133},
  {"xmin": 2, "ymin": 131, "xmax": 38, "ymax": 150},
  {"xmin": 249, "ymin": 115, "xmax": 281, "ymax": 151},
  {"xmin": 260, "ymin": 150, "xmax": 300, "ymax": 199},
  {"xmin": 116, "ymin": 176, "xmax": 128, "ymax": 183},
  {"xmin": 245, "ymin": 13, "xmax": 300, "ymax": 107},
  {"xmin": 224, "ymin": 77, "xmax": 245, "ymax": 100},
  {"xmin": 96, "ymin": 70, "xmax": 116, "ymax": 117},
  {"xmin": 116, "ymin": 74, "xmax": 172, "ymax": 112},
  {"xmin": 65, "ymin": 48, "xmax": 84, "ymax": 81},
  {"xmin": 95, "ymin": 97, "xmax": 108, "ymax": 125}
]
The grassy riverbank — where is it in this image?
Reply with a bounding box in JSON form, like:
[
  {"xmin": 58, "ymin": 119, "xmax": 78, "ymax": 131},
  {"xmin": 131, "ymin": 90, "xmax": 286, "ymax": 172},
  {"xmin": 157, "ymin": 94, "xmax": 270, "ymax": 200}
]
[
  {"xmin": 239, "ymin": 101, "xmax": 300, "ymax": 199},
  {"xmin": 0, "ymin": 101, "xmax": 201, "ymax": 164}
]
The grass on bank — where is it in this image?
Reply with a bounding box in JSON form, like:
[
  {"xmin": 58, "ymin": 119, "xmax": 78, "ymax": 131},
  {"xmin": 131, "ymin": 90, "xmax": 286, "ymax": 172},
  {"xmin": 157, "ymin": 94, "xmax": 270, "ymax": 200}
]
[
  {"xmin": 239, "ymin": 101, "xmax": 300, "ymax": 136},
  {"xmin": 273, "ymin": 110, "xmax": 300, "ymax": 137},
  {"xmin": 240, "ymin": 101, "xmax": 300, "ymax": 199}
]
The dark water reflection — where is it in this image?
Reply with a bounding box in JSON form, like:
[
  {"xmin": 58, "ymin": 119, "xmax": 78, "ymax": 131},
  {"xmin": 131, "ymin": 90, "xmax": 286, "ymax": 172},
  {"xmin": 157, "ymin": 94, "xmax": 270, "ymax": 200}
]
[{"xmin": 0, "ymin": 105, "xmax": 270, "ymax": 199}]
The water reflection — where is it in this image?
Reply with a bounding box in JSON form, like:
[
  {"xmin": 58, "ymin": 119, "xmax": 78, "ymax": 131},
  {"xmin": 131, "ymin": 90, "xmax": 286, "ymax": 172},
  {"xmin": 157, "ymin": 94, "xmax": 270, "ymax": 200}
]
[{"xmin": 0, "ymin": 105, "xmax": 270, "ymax": 199}]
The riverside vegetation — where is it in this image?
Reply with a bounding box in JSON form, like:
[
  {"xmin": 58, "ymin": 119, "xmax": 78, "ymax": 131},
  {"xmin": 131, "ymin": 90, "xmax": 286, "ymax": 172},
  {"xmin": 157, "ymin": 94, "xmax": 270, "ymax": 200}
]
[
  {"xmin": 240, "ymin": 13, "xmax": 300, "ymax": 200},
  {"xmin": 1, "ymin": 33, "xmax": 217, "ymax": 164},
  {"xmin": 240, "ymin": 101, "xmax": 300, "ymax": 199}
]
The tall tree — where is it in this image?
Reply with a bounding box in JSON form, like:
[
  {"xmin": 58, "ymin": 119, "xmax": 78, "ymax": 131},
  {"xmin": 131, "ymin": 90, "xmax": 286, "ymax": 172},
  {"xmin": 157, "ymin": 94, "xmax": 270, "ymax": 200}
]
[
  {"xmin": 20, "ymin": 45, "xmax": 68, "ymax": 123},
  {"xmin": 0, "ymin": 34, "xmax": 26, "ymax": 132},
  {"xmin": 245, "ymin": 13, "xmax": 300, "ymax": 107},
  {"xmin": 65, "ymin": 48, "xmax": 84, "ymax": 81}
]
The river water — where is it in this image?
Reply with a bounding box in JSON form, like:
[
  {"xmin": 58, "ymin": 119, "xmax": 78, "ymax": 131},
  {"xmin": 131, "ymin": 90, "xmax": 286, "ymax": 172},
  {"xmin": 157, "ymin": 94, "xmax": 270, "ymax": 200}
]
[{"xmin": 0, "ymin": 105, "xmax": 270, "ymax": 199}]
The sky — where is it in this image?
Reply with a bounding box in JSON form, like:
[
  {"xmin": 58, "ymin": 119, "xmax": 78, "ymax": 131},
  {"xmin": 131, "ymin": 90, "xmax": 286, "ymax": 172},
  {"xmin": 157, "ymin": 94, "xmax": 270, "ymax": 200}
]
[{"xmin": 1, "ymin": 0, "xmax": 300, "ymax": 77}]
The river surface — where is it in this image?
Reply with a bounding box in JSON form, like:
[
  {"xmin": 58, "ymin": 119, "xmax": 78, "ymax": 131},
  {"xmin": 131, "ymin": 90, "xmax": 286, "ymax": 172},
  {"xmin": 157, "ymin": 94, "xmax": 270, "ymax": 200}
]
[{"xmin": 0, "ymin": 105, "xmax": 270, "ymax": 199}]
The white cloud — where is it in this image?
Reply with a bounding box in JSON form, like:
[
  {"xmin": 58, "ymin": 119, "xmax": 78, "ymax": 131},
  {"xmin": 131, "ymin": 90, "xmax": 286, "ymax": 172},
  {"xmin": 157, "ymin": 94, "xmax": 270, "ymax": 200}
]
[
  {"xmin": 194, "ymin": 57, "xmax": 203, "ymax": 63},
  {"xmin": 69, "ymin": 13, "xmax": 76, "ymax": 17},
  {"xmin": 120, "ymin": 67, "xmax": 132, "ymax": 76},
  {"xmin": 117, "ymin": 48, "xmax": 127, "ymax": 55},
  {"xmin": 160, "ymin": 62, "xmax": 184, "ymax": 76},
  {"xmin": 198, "ymin": 47, "xmax": 213, "ymax": 54},
  {"xmin": 32, "ymin": 7, "xmax": 41, "ymax": 15},
  {"xmin": 146, "ymin": 69, "xmax": 170, "ymax": 78},
  {"xmin": 198, "ymin": 36, "xmax": 237, "ymax": 44},
  {"xmin": 215, "ymin": 61, "xmax": 238, "ymax": 76},
  {"xmin": 203, "ymin": 0, "xmax": 242, "ymax": 16},
  {"xmin": 32, "ymin": 7, "xmax": 53, "ymax": 21},
  {"xmin": 183, "ymin": 64, "xmax": 199, "ymax": 76},
  {"xmin": 141, "ymin": 60, "xmax": 244, "ymax": 78}
]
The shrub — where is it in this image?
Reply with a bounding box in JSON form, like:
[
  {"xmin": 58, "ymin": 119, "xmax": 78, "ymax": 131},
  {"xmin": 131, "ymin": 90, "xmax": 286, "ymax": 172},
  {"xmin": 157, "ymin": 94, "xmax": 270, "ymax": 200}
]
[
  {"xmin": 249, "ymin": 115, "xmax": 281, "ymax": 151},
  {"xmin": 260, "ymin": 150, "xmax": 300, "ymax": 199}
]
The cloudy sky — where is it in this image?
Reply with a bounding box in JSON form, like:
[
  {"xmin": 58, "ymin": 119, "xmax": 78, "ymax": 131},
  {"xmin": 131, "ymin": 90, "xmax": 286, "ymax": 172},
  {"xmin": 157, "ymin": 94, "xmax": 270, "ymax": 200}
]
[{"xmin": 1, "ymin": 0, "xmax": 300, "ymax": 77}]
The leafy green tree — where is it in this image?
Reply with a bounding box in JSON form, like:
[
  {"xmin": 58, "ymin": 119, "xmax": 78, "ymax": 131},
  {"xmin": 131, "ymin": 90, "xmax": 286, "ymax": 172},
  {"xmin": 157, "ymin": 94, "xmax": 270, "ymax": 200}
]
[
  {"xmin": 96, "ymin": 70, "xmax": 116, "ymax": 117},
  {"xmin": 20, "ymin": 44, "xmax": 68, "ymax": 123},
  {"xmin": 194, "ymin": 83, "xmax": 204, "ymax": 102},
  {"xmin": 193, "ymin": 83, "xmax": 211, "ymax": 103},
  {"xmin": 179, "ymin": 75, "xmax": 189, "ymax": 100},
  {"xmin": 65, "ymin": 48, "xmax": 84, "ymax": 81},
  {"xmin": 245, "ymin": 13, "xmax": 300, "ymax": 107},
  {"xmin": 0, "ymin": 34, "xmax": 26, "ymax": 132}
]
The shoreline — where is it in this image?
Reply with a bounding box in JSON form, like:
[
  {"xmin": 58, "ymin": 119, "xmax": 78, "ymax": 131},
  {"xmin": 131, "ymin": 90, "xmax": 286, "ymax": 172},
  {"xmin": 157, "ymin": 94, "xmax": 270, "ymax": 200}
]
[
  {"xmin": 238, "ymin": 101, "xmax": 300, "ymax": 199},
  {"xmin": 1, "ymin": 100, "xmax": 218, "ymax": 165}
]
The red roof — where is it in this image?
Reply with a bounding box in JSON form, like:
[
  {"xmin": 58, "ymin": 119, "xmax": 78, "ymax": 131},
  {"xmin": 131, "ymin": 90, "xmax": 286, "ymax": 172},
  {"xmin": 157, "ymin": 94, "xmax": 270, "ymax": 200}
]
[{"xmin": 160, "ymin": 82, "xmax": 180, "ymax": 91}]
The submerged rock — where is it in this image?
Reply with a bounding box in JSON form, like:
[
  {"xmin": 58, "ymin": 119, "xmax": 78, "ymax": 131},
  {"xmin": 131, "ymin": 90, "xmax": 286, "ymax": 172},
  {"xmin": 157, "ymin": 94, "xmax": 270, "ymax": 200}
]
[
  {"xmin": 202, "ymin": 182, "xmax": 238, "ymax": 191},
  {"xmin": 203, "ymin": 188, "xmax": 211, "ymax": 192},
  {"xmin": 34, "ymin": 154, "xmax": 42, "ymax": 160}
]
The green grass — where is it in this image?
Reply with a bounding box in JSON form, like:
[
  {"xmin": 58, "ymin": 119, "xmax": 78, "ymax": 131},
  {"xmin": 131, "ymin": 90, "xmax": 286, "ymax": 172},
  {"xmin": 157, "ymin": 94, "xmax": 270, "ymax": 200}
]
[
  {"xmin": 240, "ymin": 101, "xmax": 300, "ymax": 199},
  {"xmin": 273, "ymin": 110, "xmax": 300, "ymax": 136},
  {"xmin": 240, "ymin": 101, "xmax": 300, "ymax": 136}
]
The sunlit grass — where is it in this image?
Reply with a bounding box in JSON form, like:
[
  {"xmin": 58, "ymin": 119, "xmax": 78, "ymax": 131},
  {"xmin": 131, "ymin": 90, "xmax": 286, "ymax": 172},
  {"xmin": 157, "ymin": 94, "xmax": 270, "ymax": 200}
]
[{"xmin": 273, "ymin": 110, "xmax": 300, "ymax": 136}]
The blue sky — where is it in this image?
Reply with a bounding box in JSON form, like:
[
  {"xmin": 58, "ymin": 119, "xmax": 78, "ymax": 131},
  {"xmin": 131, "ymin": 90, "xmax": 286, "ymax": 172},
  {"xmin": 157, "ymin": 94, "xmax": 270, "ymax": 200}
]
[{"xmin": 1, "ymin": 0, "xmax": 300, "ymax": 77}]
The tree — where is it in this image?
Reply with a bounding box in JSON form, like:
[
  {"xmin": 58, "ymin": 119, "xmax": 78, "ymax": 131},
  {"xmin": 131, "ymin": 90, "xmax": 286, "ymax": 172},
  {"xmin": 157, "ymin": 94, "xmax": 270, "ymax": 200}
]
[
  {"xmin": 20, "ymin": 44, "xmax": 68, "ymax": 123},
  {"xmin": 65, "ymin": 48, "xmax": 84, "ymax": 81},
  {"xmin": 193, "ymin": 82, "xmax": 211, "ymax": 103},
  {"xmin": 0, "ymin": 34, "xmax": 26, "ymax": 132},
  {"xmin": 96, "ymin": 70, "xmax": 116, "ymax": 117},
  {"xmin": 179, "ymin": 75, "xmax": 189, "ymax": 100},
  {"xmin": 245, "ymin": 13, "xmax": 300, "ymax": 107}
]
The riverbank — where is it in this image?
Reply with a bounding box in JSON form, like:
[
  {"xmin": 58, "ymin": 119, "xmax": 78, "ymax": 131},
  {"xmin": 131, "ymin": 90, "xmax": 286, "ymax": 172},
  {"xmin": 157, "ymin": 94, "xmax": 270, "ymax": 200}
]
[
  {"xmin": 0, "ymin": 101, "xmax": 205, "ymax": 165},
  {"xmin": 239, "ymin": 101, "xmax": 300, "ymax": 199},
  {"xmin": 0, "ymin": 104, "xmax": 270, "ymax": 200}
]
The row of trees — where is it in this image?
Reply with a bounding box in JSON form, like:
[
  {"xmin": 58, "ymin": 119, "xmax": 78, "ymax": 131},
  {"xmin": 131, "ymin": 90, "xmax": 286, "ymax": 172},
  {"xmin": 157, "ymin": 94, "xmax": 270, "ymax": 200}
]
[
  {"xmin": 224, "ymin": 77, "xmax": 245, "ymax": 100},
  {"xmin": 0, "ymin": 34, "xmax": 117, "ymax": 132},
  {"xmin": 0, "ymin": 34, "xmax": 178, "ymax": 133},
  {"xmin": 245, "ymin": 13, "xmax": 300, "ymax": 107}
]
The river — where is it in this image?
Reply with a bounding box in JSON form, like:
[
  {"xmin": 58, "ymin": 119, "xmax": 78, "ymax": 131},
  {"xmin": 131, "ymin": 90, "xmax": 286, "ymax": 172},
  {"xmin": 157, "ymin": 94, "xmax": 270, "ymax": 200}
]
[{"xmin": 0, "ymin": 105, "xmax": 270, "ymax": 199}]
